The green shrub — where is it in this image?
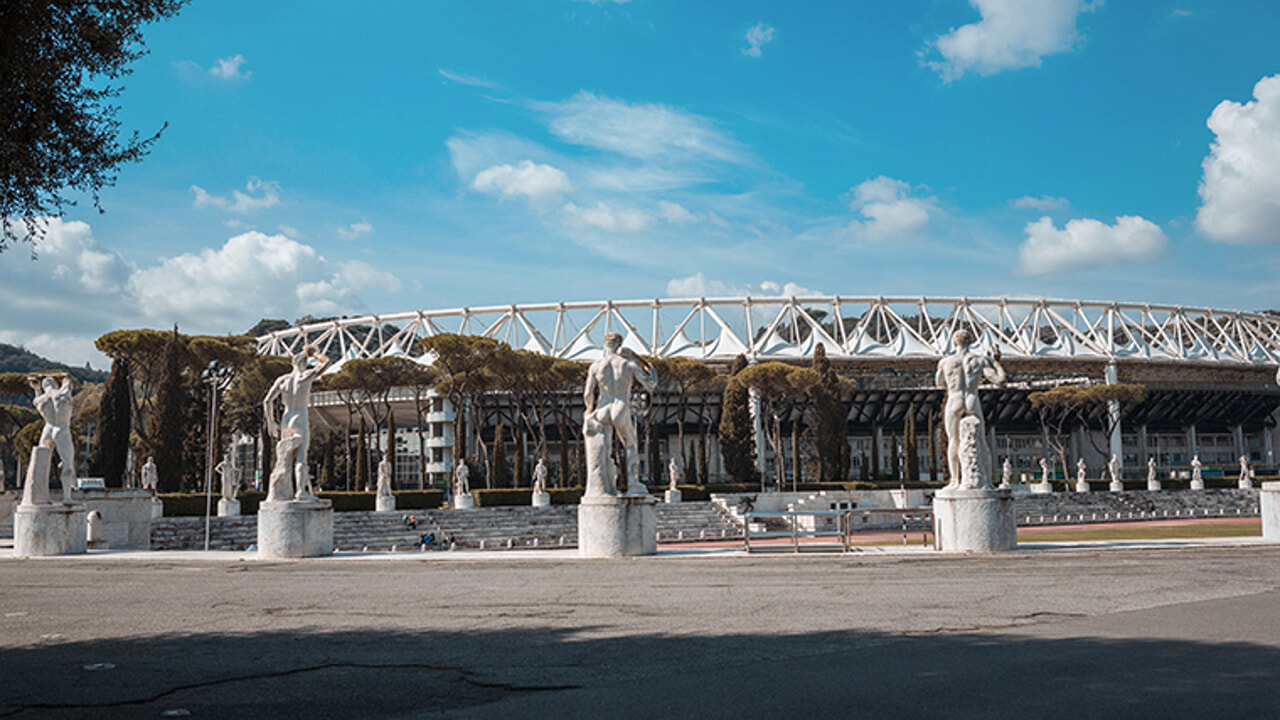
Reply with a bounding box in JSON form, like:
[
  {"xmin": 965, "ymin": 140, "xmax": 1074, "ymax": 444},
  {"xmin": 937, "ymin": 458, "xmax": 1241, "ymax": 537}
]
[{"xmin": 393, "ymin": 490, "xmax": 445, "ymax": 509}]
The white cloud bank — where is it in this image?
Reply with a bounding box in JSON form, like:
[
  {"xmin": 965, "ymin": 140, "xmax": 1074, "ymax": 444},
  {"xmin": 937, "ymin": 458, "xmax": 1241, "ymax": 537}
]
[
  {"xmin": 1010, "ymin": 195, "xmax": 1069, "ymax": 210},
  {"xmin": 209, "ymin": 54, "xmax": 251, "ymax": 81},
  {"xmin": 927, "ymin": 0, "xmax": 1095, "ymax": 81},
  {"xmin": 1015, "ymin": 215, "xmax": 1169, "ymax": 275},
  {"xmin": 337, "ymin": 221, "xmax": 374, "ymax": 240},
  {"xmin": 471, "ymin": 160, "xmax": 572, "ymax": 203},
  {"xmin": 666, "ymin": 273, "xmax": 819, "ymax": 298},
  {"xmin": 1195, "ymin": 74, "xmax": 1280, "ymax": 244},
  {"xmin": 561, "ymin": 201, "xmax": 653, "ymax": 233},
  {"xmin": 191, "ymin": 178, "xmax": 281, "ymax": 214},
  {"xmin": 742, "ymin": 23, "xmax": 776, "ymax": 58},
  {"xmin": 846, "ymin": 176, "xmax": 935, "ymax": 242},
  {"xmin": 0, "ymin": 219, "xmax": 400, "ymax": 365}
]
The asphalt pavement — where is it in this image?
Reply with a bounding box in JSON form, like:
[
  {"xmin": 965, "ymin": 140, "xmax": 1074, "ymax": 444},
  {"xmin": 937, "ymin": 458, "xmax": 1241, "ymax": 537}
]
[{"xmin": 2, "ymin": 541, "xmax": 1279, "ymax": 719}]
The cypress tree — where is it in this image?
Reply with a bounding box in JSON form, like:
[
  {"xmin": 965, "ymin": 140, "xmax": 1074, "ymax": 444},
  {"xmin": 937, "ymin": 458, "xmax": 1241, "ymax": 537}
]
[
  {"xmin": 513, "ymin": 429, "xmax": 525, "ymax": 487},
  {"xmin": 790, "ymin": 421, "xmax": 802, "ymax": 488},
  {"xmin": 859, "ymin": 450, "xmax": 869, "ymax": 482},
  {"xmin": 558, "ymin": 418, "xmax": 570, "ymax": 488},
  {"xmin": 181, "ymin": 375, "xmax": 206, "ymax": 492},
  {"xmin": 148, "ymin": 329, "xmax": 186, "ymax": 493},
  {"xmin": 889, "ymin": 432, "xmax": 900, "ymax": 484},
  {"xmin": 928, "ymin": 407, "xmax": 939, "ymax": 483},
  {"xmin": 718, "ymin": 354, "xmax": 758, "ymax": 483},
  {"xmin": 491, "ymin": 421, "xmax": 509, "ymax": 487},
  {"xmin": 320, "ymin": 433, "xmax": 335, "ymax": 489},
  {"xmin": 904, "ymin": 404, "xmax": 919, "ymax": 483},
  {"xmin": 870, "ymin": 421, "xmax": 881, "ymax": 483},
  {"xmin": 90, "ymin": 357, "xmax": 132, "ymax": 487},
  {"xmin": 697, "ymin": 428, "xmax": 708, "ymax": 485},
  {"xmin": 809, "ymin": 344, "xmax": 844, "ymax": 481},
  {"xmin": 355, "ymin": 416, "xmax": 369, "ymax": 490}
]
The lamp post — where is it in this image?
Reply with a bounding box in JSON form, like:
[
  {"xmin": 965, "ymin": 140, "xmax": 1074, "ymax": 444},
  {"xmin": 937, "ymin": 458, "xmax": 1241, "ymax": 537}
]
[{"xmin": 201, "ymin": 360, "xmax": 234, "ymax": 552}]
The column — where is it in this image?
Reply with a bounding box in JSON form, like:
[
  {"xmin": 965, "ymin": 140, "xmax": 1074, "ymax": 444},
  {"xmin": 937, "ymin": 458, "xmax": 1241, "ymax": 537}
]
[
  {"xmin": 1106, "ymin": 360, "xmax": 1122, "ymax": 471},
  {"xmin": 750, "ymin": 388, "xmax": 767, "ymax": 478}
]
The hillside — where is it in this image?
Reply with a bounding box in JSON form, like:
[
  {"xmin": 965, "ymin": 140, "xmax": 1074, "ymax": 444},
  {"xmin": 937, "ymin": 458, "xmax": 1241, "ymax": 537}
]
[{"xmin": 0, "ymin": 343, "xmax": 108, "ymax": 384}]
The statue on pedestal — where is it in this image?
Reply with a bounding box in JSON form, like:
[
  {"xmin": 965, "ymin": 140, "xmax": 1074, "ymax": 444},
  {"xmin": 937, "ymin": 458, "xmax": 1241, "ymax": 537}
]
[
  {"xmin": 936, "ymin": 330, "xmax": 1005, "ymax": 489},
  {"xmin": 1107, "ymin": 454, "xmax": 1121, "ymax": 484},
  {"xmin": 1147, "ymin": 456, "xmax": 1157, "ymax": 483},
  {"xmin": 1239, "ymin": 455, "xmax": 1252, "ymax": 484},
  {"xmin": 1001, "ymin": 457, "xmax": 1012, "ymax": 487},
  {"xmin": 262, "ymin": 346, "xmax": 331, "ymax": 502},
  {"xmin": 1077, "ymin": 458, "xmax": 1087, "ymax": 484},
  {"xmin": 532, "ymin": 458, "xmax": 548, "ymax": 495},
  {"xmin": 377, "ymin": 457, "xmax": 393, "ymax": 498},
  {"xmin": 582, "ymin": 333, "xmax": 658, "ymax": 497},
  {"xmin": 453, "ymin": 459, "xmax": 471, "ymax": 496},
  {"xmin": 27, "ymin": 373, "xmax": 76, "ymax": 504},
  {"xmin": 1191, "ymin": 455, "xmax": 1202, "ymax": 483},
  {"xmin": 141, "ymin": 456, "xmax": 158, "ymax": 495},
  {"xmin": 216, "ymin": 451, "xmax": 238, "ymax": 501},
  {"xmin": 668, "ymin": 457, "xmax": 682, "ymax": 491},
  {"xmin": 1039, "ymin": 457, "xmax": 1051, "ymax": 484}
]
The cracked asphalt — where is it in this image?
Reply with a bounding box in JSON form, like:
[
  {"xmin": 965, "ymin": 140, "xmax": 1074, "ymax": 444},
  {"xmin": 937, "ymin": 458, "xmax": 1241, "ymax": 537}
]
[{"xmin": 3, "ymin": 544, "xmax": 1280, "ymax": 718}]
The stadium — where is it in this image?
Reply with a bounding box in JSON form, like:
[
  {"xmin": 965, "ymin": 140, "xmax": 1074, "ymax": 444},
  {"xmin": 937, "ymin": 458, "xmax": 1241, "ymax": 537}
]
[{"xmin": 256, "ymin": 296, "xmax": 1280, "ymax": 490}]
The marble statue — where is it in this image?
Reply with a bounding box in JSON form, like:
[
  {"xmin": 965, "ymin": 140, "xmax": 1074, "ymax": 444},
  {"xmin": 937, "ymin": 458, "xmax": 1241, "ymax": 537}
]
[
  {"xmin": 125, "ymin": 448, "xmax": 135, "ymax": 489},
  {"xmin": 262, "ymin": 346, "xmax": 331, "ymax": 503},
  {"xmin": 1001, "ymin": 457, "xmax": 1012, "ymax": 487},
  {"xmin": 28, "ymin": 373, "xmax": 75, "ymax": 504},
  {"xmin": 668, "ymin": 457, "xmax": 682, "ymax": 491},
  {"xmin": 1107, "ymin": 454, "xmax": 1121, "ymax": 483},
  {"xmin": 1191, "ymin": 455, "xmax": 1202, "ymax": 483},
  {"xmin": 453, "ymin": 459, "xmax": 471, "ymax": 496},
  {"xmin": 1039, "ymin": 457, "xmax": 1050, "ymax": 483},
  {"xmin": 377, "ymin": 457, "xmax": 393, "ymax": 498},
  {"xmin": 1077, "ymin": 458, "xmax": 1087, "ymax": 484},
  {"xmin": 936, "ymin": 330, "xmax": 1005, "ymax": 489},
  {"xmin": 216, "ymin": 451, "xmax": 237, "ymax": 501},
  {"xmin": 532, "ymin": 458, "xmax": 548, "ymax": 495},
  {"xmin": 582, "ymin": 333, "xmax": 659, "ymax": 497},
  {"xmin": 1239, "ymin": 455, "xmax": 1252, "ymax": 483},
  {"xmin": 141, "ymin": 456, "xmax": 158, "ymax": 495},
  {"xmin": 1147, "ymin": 456, "xmax": 1157, "ymax": 483}
]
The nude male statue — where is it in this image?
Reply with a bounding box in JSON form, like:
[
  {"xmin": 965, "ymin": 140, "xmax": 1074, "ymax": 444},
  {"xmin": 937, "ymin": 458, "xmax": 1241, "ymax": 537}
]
[
  {"xmin": 262, "ymin": 346, "xmax": 331, "ymax": 502},
  {"xmin": 216, "ymin": 451, "xmax": 237, "ymax": 501},
  {"xmin": 582, "ymin": 333, "xmax": 659, "ymax": 497},
  {"xmin": 453, "ymin": 459, "xmax": 471, "ymax": 496},
  {"xmin": 141, "ymin": 456, "xmax": 158, "ymax": 495},
  {"xmin": 935, "ymin": 330, "xmax": 1005, "ymax": 489},
  {"xmin": 30, "ymin": 373, "xmax": 76, "ymax": 503},
  {"xmin": 532, "ymin": 458, "xmax": 548, "ymax": 495},
  {"xmin": 377, "ymin": 457, "xmax": 393, "ymax": 497}
]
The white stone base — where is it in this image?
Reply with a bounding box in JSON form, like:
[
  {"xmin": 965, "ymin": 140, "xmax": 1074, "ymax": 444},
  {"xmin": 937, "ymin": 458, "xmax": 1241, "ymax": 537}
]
[
  {"xmin": 218, "ymin": 498, "xmax": 241, "ymax": 517},
  {"xmin": 932, "ymin": 487, "xmax": 1016, "ymax": 553},
  {"xmin": 1240, "ymin": 478, "xmax": 1254, "ymax": 490},
  {"xmin": 664, "ymin": 489, "xmax": 683, "ymax": 504},
  {"xmin": 1109, "ymin": 480, "xmax": 1125, "ymax": 492},
  {"xmin": 257, "ymin": 500, "xmax": 333, "ymax": 559},
  {"xmin": 578, "ymin": 494, "xmax": 657, "ymax": 557},
  {"xmin": 13, "ymin": 503, "xmax": 88, "ymax": 557},
  {"xmin": 531, "ymin": 491, "xmax": 551, "ymax": 507},
  {"xmin": 1147, "ymin": 479, "xmax": 1162, "ymax": 491},
  {"xmin": 1031, "ymin": 481, "xmax": 1053, "ymax": 495},
  {"xmin": 1075, "ymin": 481, "xmax": 1090, "ymax": 493},
  {"xmin": 1262, "ymin": 482, "xmax": 1280, "ymax": 541},
  {"xmin": 375, "ymin": 495, "xmax": 396, "ymax": 512},
  {"xmin": 454, "ymin": 493, "xmax": 474, "ymax": 510},
  {"xmin": 1190, "ymin": 479, "xmax": 1205, "ymax": 490},
  {"xmin": 150, "ymin": 498, "xmax": 164, "ymax": 519}
]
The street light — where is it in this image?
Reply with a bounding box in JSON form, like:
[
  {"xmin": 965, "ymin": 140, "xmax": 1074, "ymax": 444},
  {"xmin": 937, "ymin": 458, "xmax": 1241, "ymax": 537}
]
[{"xmin": 201, "ymin": 360, "xmax": 234, "ymax": 552}]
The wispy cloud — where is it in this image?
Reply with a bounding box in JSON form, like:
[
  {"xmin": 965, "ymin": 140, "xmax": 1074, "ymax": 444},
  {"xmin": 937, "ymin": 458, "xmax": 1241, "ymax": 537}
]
[
  {"xmin": 666, "ymin": 272, "xmax": 819, "ymax": 298},
  {"xmin": 209, "ymin": 54, "xmax": 252, "ymax": 81},
  {"xmin": 742, "ymin": 23, "xmax": 776, "ymax": 58},
  {"xmin": 438, "ymin": 68, "xmax": 500, "ymax": 88},
  {"xmin": 1010, "ymin": 195, "xmax": 1069, "ymax": 210},
  {"xmin": 337, "ymin": 221, "xmax": 374, "ymax": 240},
  {"xmin": 190, "ymin": 178, "xmax": 281, "ymax": 214}
]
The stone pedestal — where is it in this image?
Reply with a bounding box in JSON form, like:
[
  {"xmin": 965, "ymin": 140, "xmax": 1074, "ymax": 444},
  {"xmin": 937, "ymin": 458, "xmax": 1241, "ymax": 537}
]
[
  {"xmin": 932, "ymin": 487, "xmax": 1016, "ymax": 553},
  {"xmin": 1109, "ymin": 480, "xmax": 1124, "ymax": 492},
  {"xmin": 375, "ymin": 495, "xmax": 396, "ymax": 512},
  {"xmin": 1147, "ymin": 479, "xmax": 1162, "ymax": 491},
  {"xmin": 454, "ymin": 493, "xmax": 474, "ymax": 510},
  {"xmin": 578, "ymin": 494, "xmax": 657, "ymax": 557},
  {"xmin": 13, "ymin": 502, "xmax": 88, "ymax": 557},
  {"xmin": 531, "ymin": 491, "xmax": 551, "ymax": 507},
  {"xmin": 218, "ymin": 498, "xmax": 241, "ymax": 517},
  {"xmin": 1190, "ymin": 479, "xmax": 1205, "ymax": 490},
  {"xmin": 1075, "ymin": 481, "xmax": 1090, "ymax": 493},
  {"xmin": 150, "ymin": 498, "xmax": 164, "ymax": 519},
  {"xmin": 1262, "ymin": 482, "xmax": 1280, "ymax": 541},
  {"xmin": 1031, "ymin": 481, "xmax": 1053, "ymax": 495},
  {"xmin": 257, "ymin": 500, "xmax": 333, "ymax": 559},
  {"xmin": 1240, "ymin": 477, "xmax": 1254, "ymax": 490},
  {"xmin": 664, "ymin": 489, "xmax": 682, "ymax": 504}
]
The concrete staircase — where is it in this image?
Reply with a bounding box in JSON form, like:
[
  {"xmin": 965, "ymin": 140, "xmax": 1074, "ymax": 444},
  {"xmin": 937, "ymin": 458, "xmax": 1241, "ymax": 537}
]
[
  {"xmin": 1014, "ymin": 488, "xmax": 1258, "ymax": 525},
  {"xmin": 150, "ymin": 502, "xmax": 745, "ymax": 551}
]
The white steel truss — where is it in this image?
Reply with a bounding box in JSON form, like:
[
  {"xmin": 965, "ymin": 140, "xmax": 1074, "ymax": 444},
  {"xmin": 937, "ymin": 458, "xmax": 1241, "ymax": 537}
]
[{"xmin": 256, "ymin": 296, "xmax": 1280, "ymax": 368}]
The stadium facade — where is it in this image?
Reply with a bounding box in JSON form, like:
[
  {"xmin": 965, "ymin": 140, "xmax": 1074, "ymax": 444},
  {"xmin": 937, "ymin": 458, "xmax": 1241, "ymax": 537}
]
[{"xmin": 257, "ymin": 296, "xmax": 1280, "ymax": 488}]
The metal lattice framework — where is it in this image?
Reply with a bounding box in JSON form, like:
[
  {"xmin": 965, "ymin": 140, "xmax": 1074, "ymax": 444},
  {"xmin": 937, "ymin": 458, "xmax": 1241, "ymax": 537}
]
[{"xmin": 257, "ymin": 296, "xmax": 1280, "ymax": 369}]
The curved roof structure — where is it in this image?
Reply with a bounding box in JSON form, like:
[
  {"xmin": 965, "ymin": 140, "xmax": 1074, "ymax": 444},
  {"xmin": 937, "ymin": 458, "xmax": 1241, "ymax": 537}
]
[{"xmin": 256, "ymin": 296, "xmax": 1280, "ymax": 368}]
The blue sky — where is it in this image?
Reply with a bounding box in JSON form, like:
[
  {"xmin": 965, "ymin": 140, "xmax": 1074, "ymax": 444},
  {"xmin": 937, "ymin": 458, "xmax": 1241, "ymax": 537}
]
[{"xmin": 5, "ymin": 0, "xmax": 1280, "ymax": 367}]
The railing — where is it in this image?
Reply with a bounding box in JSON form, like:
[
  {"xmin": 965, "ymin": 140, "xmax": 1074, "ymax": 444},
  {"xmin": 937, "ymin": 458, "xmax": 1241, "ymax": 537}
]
[{"xmin": 743, "ymin": 508, "xmax": 935, "ymax": 553}]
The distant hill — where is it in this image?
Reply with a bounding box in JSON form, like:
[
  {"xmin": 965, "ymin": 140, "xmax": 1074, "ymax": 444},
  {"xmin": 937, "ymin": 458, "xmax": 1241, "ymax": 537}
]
[{"xmin": 0, "ymin": 343, "xmax": 108, "ymax": 384}]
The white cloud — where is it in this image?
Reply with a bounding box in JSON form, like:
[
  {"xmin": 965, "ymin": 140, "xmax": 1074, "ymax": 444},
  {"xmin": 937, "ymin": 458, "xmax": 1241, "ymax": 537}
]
[
  {"xmin": 471, "ymin": 160, "xmax": 572, "ymax": 203},
  {"xmin": 537, "ymin": 91, "xmax": 746, "ymax": 164},
  {"xmin": 561, "ymin": 201, "xmax": 654, "ymax": 233},
  {"xmin": 1015, "ymin": 215, "xmax": 1169, "ymax": 275},
  {"xmin": 277, "ymin": 224, "xmax": 301, "ymax": 238},
  {"xmin": 1011, "ymin": 195, "xmax": 1069, "ymax": 210},
  {"xmin": 438, "ymin": 68, "xmax": 500, "ymax": 88},
  {"xmin": 209, "ymin": 54, "xmax": 251, "ymax": 81},
  {"xmin": 666, "ymin": 272, "xmax": 819, "ymax": 298},
  {"xmin": 658, "ymin": 201, "xmax": 699, "ymax": 226},
  {"xmin": 846, "ymin": 176, "xmax": 935, "ymax": 242},
  {"xmin": 1195, "ymin": 74, "xmax": 1280, "ymax": 244},
  {"xmin": 191, "ymin": 178, "xmax": 281, "ymax": 214},
  {"xmin": 742, "ymin": 23, "xmax": 776, "ymax": 58},
  {"xmin": 927, "ymin": 0, "xmax": 1095, "ymax": 81},
  {"xmin": 337, "ymin": 221, "xmax": 374, "ymax": 240}
]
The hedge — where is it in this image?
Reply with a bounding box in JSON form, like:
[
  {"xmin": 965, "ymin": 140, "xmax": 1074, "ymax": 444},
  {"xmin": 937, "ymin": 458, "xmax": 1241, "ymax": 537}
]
[{"xmin": 158, "ymin": 489, "xmax": 445, "ymax": 516}]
